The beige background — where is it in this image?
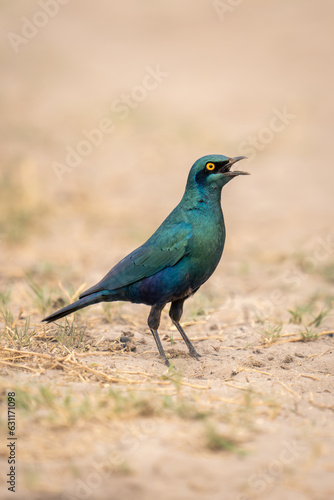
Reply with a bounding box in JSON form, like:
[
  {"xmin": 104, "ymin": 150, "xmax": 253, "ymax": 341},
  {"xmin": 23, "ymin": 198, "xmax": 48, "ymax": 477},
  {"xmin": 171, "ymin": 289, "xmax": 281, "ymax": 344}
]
[{"xmin": 0, "ymin": 1, "xmax": 333, "ymax": 499}]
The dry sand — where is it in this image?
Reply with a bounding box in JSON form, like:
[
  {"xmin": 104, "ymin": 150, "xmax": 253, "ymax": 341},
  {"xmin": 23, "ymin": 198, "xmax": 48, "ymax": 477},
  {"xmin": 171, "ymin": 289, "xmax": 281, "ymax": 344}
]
[{"xmin": 0, "ymin": 1, "xmax": 333, "ymax": 499}]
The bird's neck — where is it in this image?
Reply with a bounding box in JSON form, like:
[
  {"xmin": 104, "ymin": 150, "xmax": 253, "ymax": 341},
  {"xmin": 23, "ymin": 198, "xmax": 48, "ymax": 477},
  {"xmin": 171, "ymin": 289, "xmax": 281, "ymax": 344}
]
[{"xmin": 181, "ymin": 184, "xmax": 223, "ymax": 213}]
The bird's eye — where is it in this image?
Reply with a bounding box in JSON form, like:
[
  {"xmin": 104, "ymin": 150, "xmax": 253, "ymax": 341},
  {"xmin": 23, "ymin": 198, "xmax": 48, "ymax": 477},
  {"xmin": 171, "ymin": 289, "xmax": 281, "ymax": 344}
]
[{"xmin": 206, "ymin": 162, "xmax": 215, "ymax": 171}]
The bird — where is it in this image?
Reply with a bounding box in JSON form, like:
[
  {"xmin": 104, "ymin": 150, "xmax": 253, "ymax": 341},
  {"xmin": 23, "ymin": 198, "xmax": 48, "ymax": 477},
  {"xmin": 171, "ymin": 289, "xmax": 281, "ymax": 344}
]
[{"xmin": 42, "ymin": 154, "xmax": 249, "ymax": 366}]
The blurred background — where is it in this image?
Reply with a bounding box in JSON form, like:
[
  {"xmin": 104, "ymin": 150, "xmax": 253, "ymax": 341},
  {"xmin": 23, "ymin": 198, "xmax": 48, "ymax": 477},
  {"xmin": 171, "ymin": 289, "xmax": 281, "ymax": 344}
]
[
  {"xmin": 1, "ymin": 0, "xmax": 333, "ymax": 282},
  {"xmin": 1, "ymin": 2, "xmax": 334, "ymax": 499}
]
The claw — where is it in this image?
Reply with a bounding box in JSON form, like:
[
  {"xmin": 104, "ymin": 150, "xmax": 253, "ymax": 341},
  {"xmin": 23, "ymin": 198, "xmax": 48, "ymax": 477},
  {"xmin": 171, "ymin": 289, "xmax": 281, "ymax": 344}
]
[{"xmin": 188, "ymin": 349, "xmax": 202, "ymax": 361}]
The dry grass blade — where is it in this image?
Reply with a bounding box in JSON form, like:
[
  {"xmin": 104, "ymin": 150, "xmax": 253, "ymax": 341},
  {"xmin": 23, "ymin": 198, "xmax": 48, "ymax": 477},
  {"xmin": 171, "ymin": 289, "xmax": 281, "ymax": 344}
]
[
  {"xmin": 178, "ymin": 381, "xmax": 210, "ymax": 390},
  {"xmin": 297, "ymin": 374, "xmax": 321, "ymax": 381},
  {"xmin": 188, "ymin": 335, "xmax": 225, "ymax": 342},
  {"xmin": 63, "ymin": 358, "xmax": 142, "ymax": 384},
  {"xmin": 75, "ymin": 350, "xmax": 116, "ymax": 357},
  {"xmin": 1, "ymin": 346, "xmax": 53, "ymax": 359},
  {"xmin": 57, "ymin": 281, "xmax": 87, "ymax": 303},
  {"xmin": 0, "ymin": 360, "xmax": 41, "ymax": 372},
  {"xmin": 237, "ymin": 367, "xmax": 300, "ymax": 398},
  {"xmin": 255, "ymin": 329, "xmax": 334, "ymax": 349},
  {"xmin": 309, "ymin": 392, "xmax": 334, "ymax": 411},
  {"xmin": 1, "ymin": 346, "xmax": 144, "ymax": 384},
  {"xmin": 224, "ymin": 381, "xmax": 263, "ymax": 395}
]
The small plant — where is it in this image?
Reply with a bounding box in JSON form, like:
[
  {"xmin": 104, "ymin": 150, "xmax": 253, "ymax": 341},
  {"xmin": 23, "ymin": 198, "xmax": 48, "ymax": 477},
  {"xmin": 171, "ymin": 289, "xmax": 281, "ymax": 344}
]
[
  {"xmin": 0, "ymin": 299, "xmax": 34, "ymax": 347},
  {"xmin": 288, "ymin": 299, "xmax": 331, "ymax": 329},
  {"xmin": 320, "ymin": 262, "xmax": 334, "ymax": 284},
  {"xmin": 308, "ymin": 308, "xmax": 331, "ymax": 328},
  {"xmin": 9, "ymin": 317, "xmax": 32, "ymax": 346},
  {"xmin": 260, "ymin": 323, "xmax": 282, "ymax": 345},
  {"xmin": 38, "ymin": 386, "xmax": 56, "ymax": 408},
  {"xmin": 0, "ymin": 290, "xmax": 11, "ymax": 306},
  {"xmin": 205, "ymin": 423, "xmax": 244, "ymax": 455},
  {"xmin": 0, "ymin": 300, "xmax": 13, "ymax": 330},
  {"xmin": 187, "ymin": 303, "xmax": 207, "ymax": 320},
  {"xmin": 186, "ymin": 291, "xmax": 213, "ymax": 320},
  {"xmin": 13, "ymin": 387, "xmax": 34, "ymax": 411},
  {"xmin": 52, "ymin": 318, "xmax": 87, "ymax": 351},
  {"xmin": 161, "ymin": 366, "xmax": 182, "ymax": 391},
  {"xmin": 299, "ymin": 327, "xmax": 319, "ymax": 342},
  {"xmin": 102, "ymin": 303, "xmax": 123, "ymax": 323},
  {"xmin": 288, "ymin": 304, "xmax": 312, "ymax": 325},
  {"xmin": 26, "ymin": 273, "xmax": 54, "ymax": 315},
  {"xmin": 255, "ymin": 314, "xmax": 265, "ymax": 325}
]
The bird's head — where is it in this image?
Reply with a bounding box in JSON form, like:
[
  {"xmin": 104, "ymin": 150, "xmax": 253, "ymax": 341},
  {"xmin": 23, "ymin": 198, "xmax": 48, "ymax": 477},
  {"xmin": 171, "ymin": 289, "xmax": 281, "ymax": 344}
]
[{"xmin": 187, "ymin": 154, "xmax": 249, "ymax": 192}]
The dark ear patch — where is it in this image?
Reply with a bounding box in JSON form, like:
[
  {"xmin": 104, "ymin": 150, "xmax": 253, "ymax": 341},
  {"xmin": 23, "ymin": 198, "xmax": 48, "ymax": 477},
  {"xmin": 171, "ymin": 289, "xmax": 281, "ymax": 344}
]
[{"xmin": 195, "ymin": 169, "xmax": 209, "ymax": 186}]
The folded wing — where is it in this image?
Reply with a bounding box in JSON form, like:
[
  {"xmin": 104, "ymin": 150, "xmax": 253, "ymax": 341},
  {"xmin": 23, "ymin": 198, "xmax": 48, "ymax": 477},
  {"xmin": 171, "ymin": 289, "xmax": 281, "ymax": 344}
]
[{"xmin": 79, "ymin": 223, "xmax": 192, "ymax": 298}]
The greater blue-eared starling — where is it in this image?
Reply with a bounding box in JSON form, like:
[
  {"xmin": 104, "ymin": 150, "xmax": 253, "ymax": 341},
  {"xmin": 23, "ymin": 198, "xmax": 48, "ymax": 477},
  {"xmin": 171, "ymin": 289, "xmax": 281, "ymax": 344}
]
[{"xmin": 43, "ymin": 155, "xmax": 249, "ymax": 365}]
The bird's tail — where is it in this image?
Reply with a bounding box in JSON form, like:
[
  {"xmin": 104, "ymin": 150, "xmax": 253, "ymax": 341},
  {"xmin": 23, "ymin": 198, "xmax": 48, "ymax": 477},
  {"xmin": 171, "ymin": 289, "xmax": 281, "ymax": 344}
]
[{"xmin": 42, "ymin": 291, "xmax": 107, "ymax": 323}]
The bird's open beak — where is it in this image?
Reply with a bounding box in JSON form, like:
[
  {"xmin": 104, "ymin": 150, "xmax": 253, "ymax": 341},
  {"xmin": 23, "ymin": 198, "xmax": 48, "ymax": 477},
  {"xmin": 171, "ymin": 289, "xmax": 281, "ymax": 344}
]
[{"xmin": 223, "ymin": 156, "xmax": 250, "ymax": 177}]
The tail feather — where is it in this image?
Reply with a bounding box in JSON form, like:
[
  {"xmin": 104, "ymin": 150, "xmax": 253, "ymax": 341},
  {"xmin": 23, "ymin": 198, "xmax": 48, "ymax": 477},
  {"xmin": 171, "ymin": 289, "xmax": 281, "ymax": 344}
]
[{"xmin": 42, "ymin": 291, "xmax": 106, "ymax": 323}]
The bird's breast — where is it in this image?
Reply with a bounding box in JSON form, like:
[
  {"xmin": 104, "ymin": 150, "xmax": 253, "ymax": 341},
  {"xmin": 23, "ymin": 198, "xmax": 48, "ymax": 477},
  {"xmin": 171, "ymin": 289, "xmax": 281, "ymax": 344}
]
[{"xmin": 186, "ymin": 210, "xmax": 225, "ymax": 287}]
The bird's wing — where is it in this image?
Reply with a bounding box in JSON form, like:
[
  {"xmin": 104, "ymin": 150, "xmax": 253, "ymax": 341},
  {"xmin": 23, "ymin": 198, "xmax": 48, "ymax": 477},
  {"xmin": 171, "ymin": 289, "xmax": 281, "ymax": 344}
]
[{"xmin": 79, "ymin": 223, "xmax": 192, "ymax": 297}]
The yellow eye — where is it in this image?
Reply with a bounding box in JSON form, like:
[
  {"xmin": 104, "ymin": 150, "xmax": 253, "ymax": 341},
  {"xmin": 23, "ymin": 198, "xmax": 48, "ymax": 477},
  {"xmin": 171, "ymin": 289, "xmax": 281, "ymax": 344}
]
[{"xmin": 206, "ymin": 162, "xmax": 215, "ymax": 171}]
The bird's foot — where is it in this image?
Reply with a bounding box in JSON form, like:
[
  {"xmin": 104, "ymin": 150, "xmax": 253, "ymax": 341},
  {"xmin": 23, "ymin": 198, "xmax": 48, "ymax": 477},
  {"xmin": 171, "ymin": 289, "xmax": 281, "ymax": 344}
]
[
  {"xmin": 164, "ymin": 356, "xmax": 171, "ymax": 367},
  {"xmin": 188, "ymin": 348, "xmax": 202, "ymax": 361}
]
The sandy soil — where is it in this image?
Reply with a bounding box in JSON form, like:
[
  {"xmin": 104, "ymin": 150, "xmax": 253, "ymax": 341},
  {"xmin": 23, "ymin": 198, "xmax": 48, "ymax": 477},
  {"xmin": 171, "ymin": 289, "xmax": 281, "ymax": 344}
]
[{"xmin": 0, "ymin": 1, "xmax": 334, "ymax": 499}]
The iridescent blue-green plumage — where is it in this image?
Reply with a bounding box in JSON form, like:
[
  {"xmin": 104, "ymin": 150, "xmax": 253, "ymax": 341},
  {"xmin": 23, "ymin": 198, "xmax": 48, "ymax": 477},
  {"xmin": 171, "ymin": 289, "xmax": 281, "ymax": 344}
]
[{"xmin": 43, "ymin": 154, "xmax": 248, "ymax": 365}]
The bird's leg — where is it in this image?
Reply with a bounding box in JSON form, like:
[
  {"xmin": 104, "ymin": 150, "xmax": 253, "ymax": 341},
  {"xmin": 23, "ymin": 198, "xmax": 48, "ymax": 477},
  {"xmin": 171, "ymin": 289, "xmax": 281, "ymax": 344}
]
[
  {"xmin": 169, "ymin": 299, "xmax": 202, "ymax": 360},
  {"xmin": 148, "ymin": 303, "xmax": 170, "ymax": 366}
]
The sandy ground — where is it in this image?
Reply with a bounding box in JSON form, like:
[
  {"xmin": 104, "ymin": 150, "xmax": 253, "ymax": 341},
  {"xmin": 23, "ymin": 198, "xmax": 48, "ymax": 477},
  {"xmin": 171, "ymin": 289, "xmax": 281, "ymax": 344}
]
[{"xmin": 0, "ymin": 1, "xmax": 334, "ymax": 499}]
